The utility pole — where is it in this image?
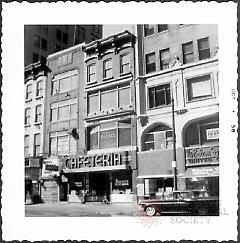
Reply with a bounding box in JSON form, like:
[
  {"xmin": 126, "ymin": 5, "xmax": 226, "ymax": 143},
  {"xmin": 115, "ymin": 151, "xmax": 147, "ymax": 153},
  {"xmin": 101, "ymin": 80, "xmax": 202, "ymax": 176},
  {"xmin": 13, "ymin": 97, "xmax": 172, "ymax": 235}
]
[{"xmin": 171, "ymin": 91, "xmax": 177, "ymax": 191}]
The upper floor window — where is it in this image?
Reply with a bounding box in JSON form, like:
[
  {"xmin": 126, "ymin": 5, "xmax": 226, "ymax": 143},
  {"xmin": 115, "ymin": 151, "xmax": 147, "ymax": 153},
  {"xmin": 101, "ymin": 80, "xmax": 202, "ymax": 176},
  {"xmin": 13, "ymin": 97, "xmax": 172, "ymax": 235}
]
[
  {"xmin": 120, "ymin": 53, "xmax": 130, "ymax": 74},
  {"xmin": 144, "ymin": 24, "xmax": 155, "ymax": 37},
  {"xmin": 56, "ymin": 29, "xmax": 62, "ymax": 41},
  {"xmin": 34, "ymin": 133, "xmax": 41, "ymax": 156},
  {"xmin": 35, "ymin": 105, "xmax": 42, "ymax": 123},
  {"xmin": 87, "ymin": 63, "xmax": 96, "ymax": 83},
  {"xmin": 148, "ymin": 83, "xmax": 171, "ymax": 109},
  {"xmin": 24, "ymin": 135, "xmax": 30, "ymax": 157},
  {"xmin": 33, "ymin": 53, "xmax": 39, "ymax": 63},
  {"xmin": 26, "ymin": 84, "xmax": 32, "ymax": 100},
  {"xmin": 52, "ymin": 70, "xmax": 78, "ymax": 94},
  {"xmin": 182, "ymin": 41, "xmax": 194, "ymax": 64},
  {"xmin": 36, "ymin": 81, "xmax": 43, "ymax": 97},
  {"xmin": 41, "ymin": 38, "xmax": 47, "ymax": 51},
  {"xmin": 143, "ymin": 124, "xmax": 173, "ymax": 151},
  {"xmin": 187, "ymin": 74, "xmax": 213, "ymax": 101},
  {"xmin": 25, "ymin": 108, "xmax": 31, "ymax": 125},
  {"xmin": 34, "ymin": 35, "xmax": 40, "ymax": 48},
  {"xmin": 50, "ymin": 98, "xmax": 77, "ymax": 122},
  {"xmin": 50, "ymin": 131, "xmax": 77, "ymax": 156},
  {"xmin": 146, "ymin": 52, "xmax": 156, "ymax": 74},
  {"xmin": 88, "ymin": 85, "xmax": 131, "ymax": 114},
  {"xmin": 198, "ymin": 37, "xmax": 210, "ymax": 60},
  {"xmin": 158, "ymin": 24, "xmax": 168, "ymax": 32},
  {"xmin": 160, "ymin": 48, "xmax": 170, "ymax": 70},
  {"xmin": 88, "ymin": 120, "xmax": 132, "ymax": 150},
  {"xmin": 103, "ymin": 59, "xmax": 113, "ymax": 79}
]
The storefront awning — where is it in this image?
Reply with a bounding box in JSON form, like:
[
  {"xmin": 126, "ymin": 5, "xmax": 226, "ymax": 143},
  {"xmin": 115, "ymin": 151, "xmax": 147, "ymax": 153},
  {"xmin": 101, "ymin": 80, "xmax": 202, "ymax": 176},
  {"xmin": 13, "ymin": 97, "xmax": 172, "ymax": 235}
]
[{"xmin": 181, "ymin": 166, "xmax": 219, "ymax": 178}]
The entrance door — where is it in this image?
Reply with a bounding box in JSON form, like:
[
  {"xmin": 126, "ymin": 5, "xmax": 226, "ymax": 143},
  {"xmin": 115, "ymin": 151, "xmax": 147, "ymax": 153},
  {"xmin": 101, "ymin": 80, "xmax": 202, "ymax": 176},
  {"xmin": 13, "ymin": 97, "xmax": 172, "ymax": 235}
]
[{"xmin": 88, "ymin": 172, "xmax": 110, "ymax": 202}]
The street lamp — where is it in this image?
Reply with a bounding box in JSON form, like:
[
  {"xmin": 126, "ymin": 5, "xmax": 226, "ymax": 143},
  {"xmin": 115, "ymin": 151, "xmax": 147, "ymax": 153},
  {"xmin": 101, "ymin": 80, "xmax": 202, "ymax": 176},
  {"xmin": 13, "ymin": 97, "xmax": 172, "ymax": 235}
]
[{"xmin": 171, "ymin": 91, "xmax": 177, "ymax": 191}]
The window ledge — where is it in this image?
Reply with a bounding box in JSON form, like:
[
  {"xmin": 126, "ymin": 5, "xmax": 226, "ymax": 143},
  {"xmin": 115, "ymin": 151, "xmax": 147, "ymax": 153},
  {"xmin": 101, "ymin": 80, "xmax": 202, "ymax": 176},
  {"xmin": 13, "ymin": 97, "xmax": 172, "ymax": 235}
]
[
  {"xmin": 148, "ymin": 104, "xmax": 171, "ymax": 111},
  {"xmin": 34, "ymin": 122, "xmax": 42, "ymax": 126},
  {"xmin": 24, "ymin": 124, "xmax": 30, "ymax": 128},
  {"xmin": 25, "ymin": 98, "xmax": 32, "ymax": 103},
  {"xmin": 103, "ymin": 76, "xmax": 114, "ymax": 82},
  {"xmin": 120, "ymin": 72, "xmax": 131, "ymax": 77},
  {"xmin": 87, "ymin": 81, "xmax": 97, "ymax": 86},
  {"xmin": 186, "ymin": 96, "xmax": 214, "ymax": 103},
  {"xmin": 36, "ymin": 95, "xmax": 43, "ymax": 100}
]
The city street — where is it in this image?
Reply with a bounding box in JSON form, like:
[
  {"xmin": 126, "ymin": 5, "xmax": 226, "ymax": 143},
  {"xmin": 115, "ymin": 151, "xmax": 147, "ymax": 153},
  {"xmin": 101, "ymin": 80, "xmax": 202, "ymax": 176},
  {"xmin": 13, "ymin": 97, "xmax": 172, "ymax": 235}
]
[{"xmin": 25, "ymin": 202, "xmax": 141, "ymax": 217}]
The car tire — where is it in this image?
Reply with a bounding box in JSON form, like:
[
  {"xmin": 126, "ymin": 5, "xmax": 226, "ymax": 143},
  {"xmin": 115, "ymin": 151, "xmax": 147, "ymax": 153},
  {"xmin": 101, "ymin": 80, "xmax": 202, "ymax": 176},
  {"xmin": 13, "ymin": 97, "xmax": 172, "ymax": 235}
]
[
  {"xmin": 145, "ymin": 206, "xmax": 156, "ymax": 216},
  {"xmin": 197, "ymin": 207, "xmax": 208, "ymax": 216}
]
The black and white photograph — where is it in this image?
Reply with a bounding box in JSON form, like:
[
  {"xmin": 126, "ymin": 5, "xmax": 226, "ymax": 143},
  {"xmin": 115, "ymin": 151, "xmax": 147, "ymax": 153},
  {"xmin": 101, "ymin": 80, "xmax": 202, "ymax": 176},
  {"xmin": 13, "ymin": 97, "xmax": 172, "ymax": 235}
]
[{"xmin": 2, "ymin": 2, "xmax": 238, "ymax": 242}]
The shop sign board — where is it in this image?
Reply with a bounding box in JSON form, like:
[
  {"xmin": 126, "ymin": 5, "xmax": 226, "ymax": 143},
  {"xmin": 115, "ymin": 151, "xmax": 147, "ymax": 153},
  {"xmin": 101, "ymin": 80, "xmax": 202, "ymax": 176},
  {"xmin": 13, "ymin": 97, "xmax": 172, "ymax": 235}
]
[
  {"xmin": 206, "ymin": 128, "xmax": 219, "ymax": 140},
  {"xmin": 185, "ymin": 145, "xmax": 219, "ymax": 166},
  {"xmin": 192, "ymin": 166, "xmax": 219, "ymax": 177},
  {"xmin": 115, "ymin": 179, "xmax": 129, "ymax": 186},
  {"xmin": 46, "ymin": 164, "xmax": 58, "ymax": 171},
  {"xmin": 63, "ymin": 152, "xmax": 130, "ymax": 172}
]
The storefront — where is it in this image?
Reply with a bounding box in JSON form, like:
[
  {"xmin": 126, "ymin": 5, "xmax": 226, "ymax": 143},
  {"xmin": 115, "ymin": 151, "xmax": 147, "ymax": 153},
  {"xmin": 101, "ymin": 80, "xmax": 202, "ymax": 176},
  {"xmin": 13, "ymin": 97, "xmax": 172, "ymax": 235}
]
[
  {"xmin": 183, "ymin": 114, "xmax": 219, "ymax": 197},
  {"xmin": 59, "ymin": 150, "xmax": 137, "ymax": 203}
]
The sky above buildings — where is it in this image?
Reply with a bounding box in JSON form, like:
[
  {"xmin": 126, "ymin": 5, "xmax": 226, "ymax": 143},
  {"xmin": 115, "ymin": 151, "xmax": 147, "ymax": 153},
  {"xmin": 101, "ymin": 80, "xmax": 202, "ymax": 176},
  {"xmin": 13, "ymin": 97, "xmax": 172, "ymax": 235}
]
[{"xmin": 103, "ymin": 24, "xmax": 135, "ymax": 38}]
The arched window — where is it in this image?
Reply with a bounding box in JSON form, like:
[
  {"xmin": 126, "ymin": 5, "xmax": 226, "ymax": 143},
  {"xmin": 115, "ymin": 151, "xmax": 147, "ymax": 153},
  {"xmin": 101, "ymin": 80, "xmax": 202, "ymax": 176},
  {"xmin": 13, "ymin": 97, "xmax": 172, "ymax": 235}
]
[{"xmin": 142, "ymin": 124, "xmax": 173, "ymax": 151}]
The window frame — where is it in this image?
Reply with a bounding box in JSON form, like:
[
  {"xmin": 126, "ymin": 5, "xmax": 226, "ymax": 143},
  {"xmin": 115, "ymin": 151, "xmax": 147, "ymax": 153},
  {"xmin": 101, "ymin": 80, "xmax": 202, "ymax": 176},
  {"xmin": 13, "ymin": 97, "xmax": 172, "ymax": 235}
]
[
  {"xmin": 159, "ymin": 48, "xmax": 170, "ymax": 70},
  {"xmin": 157, "ymin": 24, "xmax": 168, "ymax": 33},
  {"xmin": 145, "ymin": 52, "xmax": 156, "ymax": 74},
  {"xmin": 198, "ymin": 37, "xmax": 210, "ymax": 60},
  {"xmin": 50, "ymin": 98, "xmax": 78, "ymax": 122},
  {"xmin": 26, "ymin": 84, "xmax": 32, "ymax": 100},
  {"xmin": 25, "ymin": 108, "xmax": 31, "ymax": 125},
  {"xmin": 148, "ymin": 83, "xmax": 171, "ymax": 109},
  {"xmin": 186, "ymin": 73, "xmax": 214, "ymax": 102},
  {"xmin": 103, "ymin": 58, "xmax": 113, "ymax": 79},
  {"xmin": 34, "ymin": 133, "xmax": 41, "ymax": 157},
  {"xmin": 120, "ymin": 53, "xmax": 130, "ymax": 74},
  {"xmin": 87, "ymin": 63, "xmax": 96, "ymax": 84},
  {"xmin": 24, "ymin": 135, "xmax": 30, "ymax": 157},
  {"xmin": 182, "ymin": 41, "xmax": 194, "ymax": 64},
  {"xmin": 144, "ymin": 24, "xmax": 155, "ymax": 37},
  {"xmin": 36, "ymin": 80, "xmax": 43, "ymax": 97},
  {"xmin": 35, "ymin": 105, "xmax": 42, "ymax": 123}
]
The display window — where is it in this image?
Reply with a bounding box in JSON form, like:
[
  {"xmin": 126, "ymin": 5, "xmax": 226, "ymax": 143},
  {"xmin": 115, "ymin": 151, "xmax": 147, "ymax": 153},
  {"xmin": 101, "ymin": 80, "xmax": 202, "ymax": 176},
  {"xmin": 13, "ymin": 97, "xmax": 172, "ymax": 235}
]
[{"xmin": 111, "ymin": 170, "xmax": 132, "ymax": 194}]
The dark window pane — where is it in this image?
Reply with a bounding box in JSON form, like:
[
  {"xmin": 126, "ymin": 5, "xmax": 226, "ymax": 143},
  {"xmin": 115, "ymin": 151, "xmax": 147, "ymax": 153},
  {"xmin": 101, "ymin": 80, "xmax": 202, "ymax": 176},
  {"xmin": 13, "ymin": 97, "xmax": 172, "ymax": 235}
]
[
  {"xmin": 158, "ymin": 24, "xmax": 168, "ymax": 32},
  {"xmin": 33, "ymin": 52, "xmax": 39, "ymax": 63},
  {"xmin": 33, "ymin": 35, "xmax": 40, "ymax": 48},
  {"xmin": 144, "ymin": 24, "xmax": 155, "ymax": 37},
  {"xmin": 63, "ymin": 32, "xmax": 68, "ymax": 44},
  {"xmin": 198, "ymin": 37, "xmax": 210, "ymax": 60},
  {"xmin": 148, "ymin": 87, "xmax": 155, "ymax": 108},
  {"xmin": 160, "ymin": 48, "xmax": 170, "ymax": 70},
  {"xmin": 41, "ymin": 38, "xmax": 47, "ymax": 51},
  {"xmin": 146, "ymin": 53, "xmax": 156, "ymax": 74},
  {"xmin": 90, "ymin": 132, "xmax": 98, "ymax": 149},
  {"xmin": 100, "ymin": 129, "xmax": 117, "ymax": 148},
  {"xmin": 182, "ymin": 42, "xmax": 194, "ymax": 64}
]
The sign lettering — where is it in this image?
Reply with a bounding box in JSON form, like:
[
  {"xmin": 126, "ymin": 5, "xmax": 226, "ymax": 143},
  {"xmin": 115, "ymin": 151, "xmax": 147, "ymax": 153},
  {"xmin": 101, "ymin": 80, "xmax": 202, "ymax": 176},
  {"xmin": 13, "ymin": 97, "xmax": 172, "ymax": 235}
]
[{"xmin": 206, "ymin": 128, "xmax": 219, "ymax": 140}]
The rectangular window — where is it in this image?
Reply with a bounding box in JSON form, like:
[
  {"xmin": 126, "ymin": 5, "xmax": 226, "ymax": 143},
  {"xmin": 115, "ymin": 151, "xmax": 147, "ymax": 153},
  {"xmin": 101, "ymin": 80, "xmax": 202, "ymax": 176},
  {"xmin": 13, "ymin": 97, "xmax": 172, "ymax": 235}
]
[
  {"xmin": 41, "ymin": 38, "xmax": 47, "ymax": 51},
  {"xmin": 158, "ymin": 24, "xmax": 168, "ymax": 32},
  {"xmin": 146, "ymin": 52, "xmax": 156, "ymax": 74},
  {"xmin": 36, "ymin": 81, "xmax": 43, "ymax": 97},
  {"xmin": 87, "ymin": 64, "xmax": 96, "ymax": 83},
  {"xmin": 50, "ymin": 98, "xmax": 77, "ymax": 122},
  {"xmin": 88, "ymin": 93, "xmax": 99, "ymax": 114},
  {"xmin": 24, "ymin": 135, "xmax": 29, "ymax": 157},
  {"xmin": 25, "ymin": 108, "xmax": 31, "ymax": 125},
  {"xmin": 35, "ymin": 105, "xmax": 42, "ymax": 123},
  {"xmin": 103, "ymin": 59, "xmax": 113, "ymax": 79},
  {"xmin": 148, "ymin": 83, "xmax": 171, "ymax": 109},
  {"xmin": 26, "ymin": 84, "xmax": 32, "ymax": 100},
  {"xmin": 182, "ymin": 41, "xmax": 194, "ymax": 64},
  {"xmin": 160, "ymin": 48, "xmax": 170, "ymax": 70},
  {"xmin": 101, "ymin": 89, "xmax": 117, "ymax": 110},
  {"xmin": 52, "ymin": 70, "xmax": 78, "ymax": 94},
  {"xmin": 144, "ymin": 24, "xmax": 155, "ymax": 37},
  {"xmin": 34, "ymin": 133, "xmax": 41, "ymax": 156},
  {"xmin": 119, "ymin": 86, "xmax": 130, "ymax": 107},
  {"xmin": 118, "ymin": 121, "xmax": 131, "ymax": 146},
  {"xmin": 50, "ymin": 132, "xmax": 77, "ymax": 156},
  {"xmin": 187, "ymin": 74, "xmax": 213, "ymax": 101},
  {"xmin": 198, "ymin": 37, "xmax": 210, "ymax": 60},
  {"xmin": 120, "ymin": 53, "xmax": 130, "ymax": 74}
]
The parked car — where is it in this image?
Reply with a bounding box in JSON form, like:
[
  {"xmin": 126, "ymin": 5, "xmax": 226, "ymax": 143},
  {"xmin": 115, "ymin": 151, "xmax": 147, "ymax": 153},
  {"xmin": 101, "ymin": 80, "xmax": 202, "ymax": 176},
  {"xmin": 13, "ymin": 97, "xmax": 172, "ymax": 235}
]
[{"xmin": 138, "ymin": 190, "xmax": 219, "ymax": 216}]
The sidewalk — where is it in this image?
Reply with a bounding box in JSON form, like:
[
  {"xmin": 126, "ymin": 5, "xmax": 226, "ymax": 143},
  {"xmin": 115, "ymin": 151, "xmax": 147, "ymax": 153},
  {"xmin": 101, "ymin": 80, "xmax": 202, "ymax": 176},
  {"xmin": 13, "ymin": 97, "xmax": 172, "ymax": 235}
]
[{"xmin": 25, "ymin": 202, "xmax": 141, "ymax": 217}]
